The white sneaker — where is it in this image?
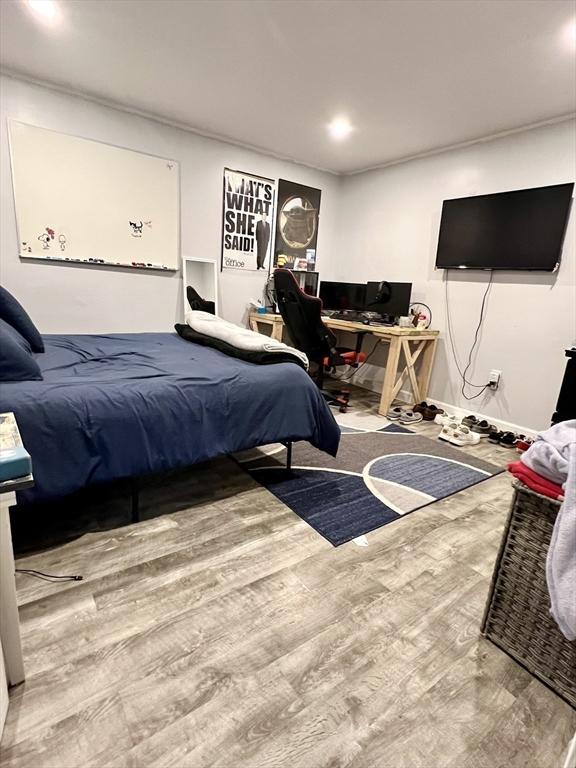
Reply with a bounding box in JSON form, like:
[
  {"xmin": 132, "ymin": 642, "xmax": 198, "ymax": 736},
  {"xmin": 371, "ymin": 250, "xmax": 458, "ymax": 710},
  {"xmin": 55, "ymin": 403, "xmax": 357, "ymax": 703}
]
[
  {"xmin": 438, "ymin": 423, "xmax": 459, "ymax": 442},
  {"xmin": 449, "ymin": 426, "xmax": 481, "ymax": 447},
  {"xmin": 434, "ymin": 413, "xmax": 458, "ymax": 426}
]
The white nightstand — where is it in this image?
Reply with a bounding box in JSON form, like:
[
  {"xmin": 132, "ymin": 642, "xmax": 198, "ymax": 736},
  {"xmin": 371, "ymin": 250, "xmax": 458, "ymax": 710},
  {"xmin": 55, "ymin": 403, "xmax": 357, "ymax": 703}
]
[{"xmin": 0, "ymin": 414, "xmax": 33, "ymax": 736}]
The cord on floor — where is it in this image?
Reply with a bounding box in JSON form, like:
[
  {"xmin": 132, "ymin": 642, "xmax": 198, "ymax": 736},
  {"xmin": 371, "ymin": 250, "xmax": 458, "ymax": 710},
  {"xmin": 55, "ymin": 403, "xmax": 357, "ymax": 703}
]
[{"xmin": 15, "ymin": 568, "xmax": 83, "ymax": 582}]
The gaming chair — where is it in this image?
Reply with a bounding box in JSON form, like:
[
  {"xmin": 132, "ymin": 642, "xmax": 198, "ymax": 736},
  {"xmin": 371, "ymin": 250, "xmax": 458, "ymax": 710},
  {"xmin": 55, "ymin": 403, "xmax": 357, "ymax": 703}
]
[{"xmin": 273, "ymin": 269, "xmax": 366, "ymax": 411}]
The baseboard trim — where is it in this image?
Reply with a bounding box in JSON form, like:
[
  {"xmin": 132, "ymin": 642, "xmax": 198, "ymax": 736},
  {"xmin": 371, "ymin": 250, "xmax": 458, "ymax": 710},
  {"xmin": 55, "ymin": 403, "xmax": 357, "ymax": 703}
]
[
  {"xmin": 334, "ymin": 373, "xmax": 536, "ymax": 437},
  {"xmin": 424, "ymin": 398, "xmax": 538, "ymax": 439}
]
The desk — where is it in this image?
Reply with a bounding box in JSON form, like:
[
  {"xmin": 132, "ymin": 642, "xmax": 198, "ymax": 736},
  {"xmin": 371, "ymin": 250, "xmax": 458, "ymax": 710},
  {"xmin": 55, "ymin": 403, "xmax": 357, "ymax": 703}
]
[{"xmin": 249, "ymin": 312, "xmax": 439, "ymax": 415}]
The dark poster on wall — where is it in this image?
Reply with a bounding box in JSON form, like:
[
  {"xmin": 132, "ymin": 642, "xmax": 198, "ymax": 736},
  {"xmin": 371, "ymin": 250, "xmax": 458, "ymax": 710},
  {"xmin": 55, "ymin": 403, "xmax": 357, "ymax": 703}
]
[
  {"xmin": 273, "ymin": 180, "xmax": 321, "ymax": 271},
  {"xmin": 221, "ymin": 168, "xmax": 276, "ymax": 271}
]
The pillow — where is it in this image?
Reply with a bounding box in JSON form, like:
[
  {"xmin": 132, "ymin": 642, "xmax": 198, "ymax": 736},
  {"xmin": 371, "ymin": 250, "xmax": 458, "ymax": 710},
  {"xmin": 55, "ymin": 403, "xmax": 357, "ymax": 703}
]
[
  {"xmin": 0, "ymin": 318, "xmax": 43, "ymax": 381},
  {"xmin": 0, "ymin": 286, "xmax": 44, "ymax": 352}
]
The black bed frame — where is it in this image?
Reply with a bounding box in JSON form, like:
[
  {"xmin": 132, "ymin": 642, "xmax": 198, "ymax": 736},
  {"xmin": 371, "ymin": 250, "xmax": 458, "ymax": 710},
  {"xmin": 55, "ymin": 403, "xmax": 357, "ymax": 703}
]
[{"xmin": 128, "ymin": 440, "xmax": 293, "ymax": 523}]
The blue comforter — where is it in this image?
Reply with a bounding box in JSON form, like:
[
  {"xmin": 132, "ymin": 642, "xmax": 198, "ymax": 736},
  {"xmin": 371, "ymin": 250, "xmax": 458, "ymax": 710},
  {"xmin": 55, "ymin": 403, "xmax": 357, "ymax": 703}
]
[{"xmin": 0, "ymin": 333, "xmax": 340, "ymax": 504}]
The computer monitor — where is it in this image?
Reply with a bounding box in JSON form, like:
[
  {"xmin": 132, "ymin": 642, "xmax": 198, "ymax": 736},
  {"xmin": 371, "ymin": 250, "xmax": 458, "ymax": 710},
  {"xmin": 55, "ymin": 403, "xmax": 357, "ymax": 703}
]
[
  {"xmin": 290, "ymin": 270, "xmax": 319, "ymax": 296},
  {"xmin": 365, "ymin": 282, "xmax": 412, "ymax": 318},
  {"xmin": 319, "ymin": 281, "xmax": 367, "ymax": 312}
]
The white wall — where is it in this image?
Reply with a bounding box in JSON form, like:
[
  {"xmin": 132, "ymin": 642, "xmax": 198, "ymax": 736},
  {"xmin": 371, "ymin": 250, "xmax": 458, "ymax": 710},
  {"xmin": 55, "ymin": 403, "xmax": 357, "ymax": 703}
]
[
  {"xmin": 334, "ymin": 121, "xmax": 576, "ymax": 432},
  {"xmin": 0, "ymin": 75, "xmax": 340, "ymax": 331},
  {"xmin": 2, "ymin": 76, "xmax": 573, "ymax": 432}
]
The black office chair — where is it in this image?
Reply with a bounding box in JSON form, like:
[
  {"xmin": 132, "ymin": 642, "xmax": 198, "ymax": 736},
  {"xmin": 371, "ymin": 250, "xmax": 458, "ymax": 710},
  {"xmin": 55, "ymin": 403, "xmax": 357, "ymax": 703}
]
[
  {"xmin": 273, "ymin": 269, "xmax": 366, "ymax": 412},
  {"xmin": 186, "ymin": 285, "xmax": 215, "ymax": 314}
]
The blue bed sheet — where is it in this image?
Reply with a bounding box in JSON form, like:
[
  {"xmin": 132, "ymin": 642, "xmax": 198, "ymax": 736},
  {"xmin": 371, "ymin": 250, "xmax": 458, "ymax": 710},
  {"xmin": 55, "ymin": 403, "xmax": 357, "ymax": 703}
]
[{"xmin": 0, "ymin": 333, "xmax": 340, "ymax": 504}]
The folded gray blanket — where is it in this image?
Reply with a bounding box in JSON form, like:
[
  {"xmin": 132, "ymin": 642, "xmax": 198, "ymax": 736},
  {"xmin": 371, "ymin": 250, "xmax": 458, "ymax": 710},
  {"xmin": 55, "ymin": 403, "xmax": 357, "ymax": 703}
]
[
  {"xmin": 522, "ymin": 420, "xmax": 572, "ymax": 486},
  {"xmin": 522, "ymin": 420, "xmax": 576, "ymax": 640}
]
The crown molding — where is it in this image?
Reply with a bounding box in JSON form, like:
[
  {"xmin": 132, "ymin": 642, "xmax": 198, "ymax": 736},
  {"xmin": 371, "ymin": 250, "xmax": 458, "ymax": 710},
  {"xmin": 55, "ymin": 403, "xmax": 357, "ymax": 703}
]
[
  {"xmin": 0, "ymin": 69, "xmax": 339, "ymax": 176},
  {"xmin": 344, "ymin": 113, "xmax": 576, "ymax": 176},
  {"xmin": 2, "ymin": 69, "xmax": 574, "ymax": 178}
]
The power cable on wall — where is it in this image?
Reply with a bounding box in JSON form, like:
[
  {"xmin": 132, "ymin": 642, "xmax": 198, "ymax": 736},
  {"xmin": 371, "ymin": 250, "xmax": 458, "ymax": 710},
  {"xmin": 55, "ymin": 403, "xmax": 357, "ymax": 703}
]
[
  {"xmin": 444, "ymin": 269, "xmax": 494, "ymax": 401},
  {"xmin": 337, "ymin": 338, "xmax": 380, "ymax": 381}
]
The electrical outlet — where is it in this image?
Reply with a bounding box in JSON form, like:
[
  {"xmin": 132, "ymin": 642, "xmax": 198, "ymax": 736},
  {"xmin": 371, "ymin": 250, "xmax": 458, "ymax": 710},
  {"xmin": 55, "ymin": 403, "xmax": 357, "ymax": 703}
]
[{"xmin": 488, "ymin": 369, "xmax": 501, "ymax": 390}]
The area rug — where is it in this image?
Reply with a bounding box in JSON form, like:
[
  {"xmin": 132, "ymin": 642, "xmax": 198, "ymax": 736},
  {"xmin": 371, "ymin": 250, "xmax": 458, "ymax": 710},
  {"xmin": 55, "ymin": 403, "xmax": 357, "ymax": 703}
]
[{"xmin": 238, "ymin": 411, "xmax": 504, "ymax": 546}]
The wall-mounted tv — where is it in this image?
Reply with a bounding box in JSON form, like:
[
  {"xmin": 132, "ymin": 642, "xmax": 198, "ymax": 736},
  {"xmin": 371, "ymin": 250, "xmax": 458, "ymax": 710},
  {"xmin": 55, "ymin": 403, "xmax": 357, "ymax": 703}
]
[{"xmin": 435, "ymin": 183, "xmax": 574, "ymax": 271}]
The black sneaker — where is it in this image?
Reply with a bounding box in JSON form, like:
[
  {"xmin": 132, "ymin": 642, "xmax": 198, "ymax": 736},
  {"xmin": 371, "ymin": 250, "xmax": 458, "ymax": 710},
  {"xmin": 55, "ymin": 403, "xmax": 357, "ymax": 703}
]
[
  {"xmin": 488, "ymin": 429, "xmax": 503, "ymax": 444},
  {"xmin": 500, "ymin": 432, "xmax": 517, "ymax": 448}
]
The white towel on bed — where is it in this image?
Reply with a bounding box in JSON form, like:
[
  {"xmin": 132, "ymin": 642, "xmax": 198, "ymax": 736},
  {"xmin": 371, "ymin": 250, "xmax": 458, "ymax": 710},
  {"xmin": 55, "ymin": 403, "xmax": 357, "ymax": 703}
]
[{"xmin": 185, "ymin": 310, "xmax": 309, "ymax": 370}]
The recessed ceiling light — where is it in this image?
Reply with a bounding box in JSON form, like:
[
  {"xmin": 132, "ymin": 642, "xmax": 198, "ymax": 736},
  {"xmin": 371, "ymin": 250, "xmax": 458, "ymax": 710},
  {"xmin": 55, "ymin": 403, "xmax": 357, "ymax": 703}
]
[
  {"xmin": 24, "ymin": 0, "xmax": 61, "ymax": 26},
  {"xmin": 328, "ymin": 117, "xmax": 353, "ymax": 141}
]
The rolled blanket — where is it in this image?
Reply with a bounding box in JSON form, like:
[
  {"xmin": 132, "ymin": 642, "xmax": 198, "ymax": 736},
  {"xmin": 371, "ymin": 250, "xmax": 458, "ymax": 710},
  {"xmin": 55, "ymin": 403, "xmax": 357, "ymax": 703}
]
[
  {"xmin": 521, "ymin": 420, "xmax": 573, "ymax": 486},
  {"xmin": 182, "ymin": 311, "xmax": 309, "ymax": 370}
]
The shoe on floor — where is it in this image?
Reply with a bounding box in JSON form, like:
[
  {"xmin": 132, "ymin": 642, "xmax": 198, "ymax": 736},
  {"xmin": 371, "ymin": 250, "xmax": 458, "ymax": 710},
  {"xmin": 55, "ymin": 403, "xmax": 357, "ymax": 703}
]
[
  {"xmin": 449, "ymin": 425, "xmax": 481, "ymax": 446},
  {"xmin": 422, "ymin": 404, "xmax": 444, "ymax": 421},
  {"xmin": 435, "ymin": 412, "xmax": 457, "ymax": 426},
  {"xmin": 500, "ymin": 431, "xmax": 517, "ymax": 448},
  {"xmin": 471, "ymin": 420, "xmax": 494, "ymax": 437},
  {"xmin": 399, "ymin": 410, "xmax": 423, "ymax": 424},
  {"xmin": 387, "ymin": 406, "xmax": 406, "ymax": 421},
  {"xmin": 516, "ymin": 436, "xmax": 534, "ymax": 453},
  {"xmin": 438, "ymin": 422, "xmax": 460, "ymax": 442},
  {"xmin": 413, "ymin": 402, "xmax": 429, "ymax": 415},
  {"xmin": 488, "ymin": 429, "xmax": 504, "ymax": 443},
  {"xmin": 462, "ymin": 414, "xmax": 479, "ymax": 427}
]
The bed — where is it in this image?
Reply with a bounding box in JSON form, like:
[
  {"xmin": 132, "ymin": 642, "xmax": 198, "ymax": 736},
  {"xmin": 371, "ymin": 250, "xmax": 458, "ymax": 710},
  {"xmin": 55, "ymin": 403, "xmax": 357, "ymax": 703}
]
[{"xmin": 0, "ymin": 332, "xmax": 340, "ymax": 505}]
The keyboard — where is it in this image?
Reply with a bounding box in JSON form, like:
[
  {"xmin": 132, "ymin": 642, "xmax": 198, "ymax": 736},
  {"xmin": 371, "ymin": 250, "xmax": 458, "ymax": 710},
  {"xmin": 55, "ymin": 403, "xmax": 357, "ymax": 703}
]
[
  {"xmin": 326, "ymin": 312, "xmax": 367, "ymax": 322},
  {"xmin": 367, "ymin": 320, "xmax": 395, "ymax": 327}
]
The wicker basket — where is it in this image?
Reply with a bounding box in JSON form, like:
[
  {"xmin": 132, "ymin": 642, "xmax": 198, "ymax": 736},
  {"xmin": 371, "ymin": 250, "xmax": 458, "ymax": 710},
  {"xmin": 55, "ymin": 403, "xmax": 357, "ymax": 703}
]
[{"xmin": 482, "ymin": 480, "xmax": 576, "ymax": 709}]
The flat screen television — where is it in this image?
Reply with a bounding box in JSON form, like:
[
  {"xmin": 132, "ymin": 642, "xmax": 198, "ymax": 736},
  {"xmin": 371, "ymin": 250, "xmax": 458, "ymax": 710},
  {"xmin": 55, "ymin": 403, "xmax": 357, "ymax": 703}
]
[{"xmin": 435, "ymin": 183, "xmax": 574, "ymax": 271}]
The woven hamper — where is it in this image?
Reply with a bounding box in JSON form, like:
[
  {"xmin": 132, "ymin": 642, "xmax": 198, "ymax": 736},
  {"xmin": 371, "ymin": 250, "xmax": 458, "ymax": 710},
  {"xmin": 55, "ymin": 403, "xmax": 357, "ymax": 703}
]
[{"xmin": 482, "ymin": 480, "xmax": 576, "ymax": 709}]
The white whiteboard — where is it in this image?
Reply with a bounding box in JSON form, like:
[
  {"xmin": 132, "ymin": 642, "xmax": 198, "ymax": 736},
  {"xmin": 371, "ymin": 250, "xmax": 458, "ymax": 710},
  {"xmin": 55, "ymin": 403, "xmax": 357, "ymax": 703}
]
[{"xmin": 8, "ymin": 121, "xmax": 180, "ymax": 272}]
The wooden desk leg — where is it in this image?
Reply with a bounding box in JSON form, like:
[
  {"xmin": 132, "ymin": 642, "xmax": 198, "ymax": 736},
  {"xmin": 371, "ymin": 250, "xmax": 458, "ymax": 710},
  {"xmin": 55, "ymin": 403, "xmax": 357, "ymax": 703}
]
[
  {"xmin": 379, "ymin": 336, "xmax": 402, "ymax": 416},
  {"xmin": 418, "ymin": 337, "xmax": 438, "ymax": 402},
  {"xmin": 249, "ymin": 317, "xmax": 259, "ymax": 333},
  {"xmin": 271, "ymin": 320, "xmax": 283, "ymax": 342},
  {"xmin": 402, "ymin": 339, "xmax": 421, "ymax": 405},
  {"xmin": 0, "ymin": 493, "xmax": 25, "ymax": 686}
]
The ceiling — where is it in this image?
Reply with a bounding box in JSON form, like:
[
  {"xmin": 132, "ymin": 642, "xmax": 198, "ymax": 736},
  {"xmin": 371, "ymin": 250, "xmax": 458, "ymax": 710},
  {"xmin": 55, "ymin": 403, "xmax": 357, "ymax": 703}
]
[{"xmin": 1, "ymin": 0, "xmax": 575, "ymax": 174}]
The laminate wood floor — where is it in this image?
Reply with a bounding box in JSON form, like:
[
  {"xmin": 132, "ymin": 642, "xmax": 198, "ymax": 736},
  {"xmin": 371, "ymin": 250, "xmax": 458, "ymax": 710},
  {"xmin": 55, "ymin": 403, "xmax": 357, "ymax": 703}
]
[{"xmin": 2, "ymin": 390, "xmax": 575, "ymax": 768}]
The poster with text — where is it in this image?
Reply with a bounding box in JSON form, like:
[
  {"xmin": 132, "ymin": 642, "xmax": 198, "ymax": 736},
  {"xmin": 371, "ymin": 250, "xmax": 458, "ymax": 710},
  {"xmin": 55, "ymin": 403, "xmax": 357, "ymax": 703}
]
[
  {"xmin": 273, "ymin": 179, "xmax": 321, "ymax": 271},
  {"xmin": 221, "ymin": 168, "xmax": 276, "ymax": 271}
]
